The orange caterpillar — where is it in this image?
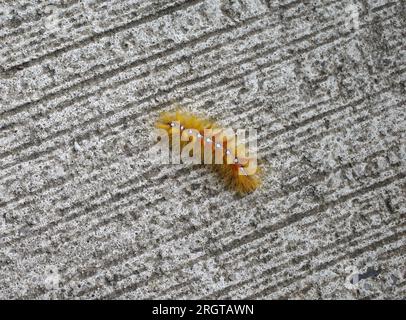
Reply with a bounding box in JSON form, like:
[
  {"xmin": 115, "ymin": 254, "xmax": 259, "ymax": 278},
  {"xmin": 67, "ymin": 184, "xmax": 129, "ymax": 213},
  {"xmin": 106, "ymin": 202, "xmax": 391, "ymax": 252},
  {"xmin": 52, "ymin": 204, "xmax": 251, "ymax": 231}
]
[{"xmin": 155, "ymin": 109, "xmax": 262, "ymax": 194}]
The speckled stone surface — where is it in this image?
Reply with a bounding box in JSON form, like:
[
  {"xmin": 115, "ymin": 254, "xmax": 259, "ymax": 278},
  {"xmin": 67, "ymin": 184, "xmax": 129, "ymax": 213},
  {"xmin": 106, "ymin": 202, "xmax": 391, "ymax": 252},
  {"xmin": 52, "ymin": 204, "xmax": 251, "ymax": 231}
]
[{"xmin": 0, "ymin": 0, "xmax": 405, "ymax": 299}]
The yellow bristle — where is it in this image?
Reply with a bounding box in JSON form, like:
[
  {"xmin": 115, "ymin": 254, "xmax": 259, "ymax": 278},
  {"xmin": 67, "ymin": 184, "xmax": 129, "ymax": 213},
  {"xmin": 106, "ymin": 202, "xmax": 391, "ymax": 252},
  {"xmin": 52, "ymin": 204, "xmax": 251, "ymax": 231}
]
[{"xmin": 155, "ymin": 109, "xmax": 262, "ymax": 194}]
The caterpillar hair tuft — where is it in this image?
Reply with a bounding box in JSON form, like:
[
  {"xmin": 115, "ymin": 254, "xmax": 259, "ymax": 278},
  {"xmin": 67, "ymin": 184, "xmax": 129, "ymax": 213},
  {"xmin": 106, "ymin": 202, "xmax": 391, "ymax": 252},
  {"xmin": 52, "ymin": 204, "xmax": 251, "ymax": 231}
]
[{"xmin": 155, "ymin": 108, "xmax": 262, "ymax": 195}]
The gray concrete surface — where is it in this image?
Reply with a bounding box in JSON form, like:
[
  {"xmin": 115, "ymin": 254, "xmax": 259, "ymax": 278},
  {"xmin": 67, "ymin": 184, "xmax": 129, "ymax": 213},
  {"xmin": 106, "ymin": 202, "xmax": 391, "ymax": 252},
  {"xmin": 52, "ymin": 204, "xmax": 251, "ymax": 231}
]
[{"xmin": 0, "ymin": 0, "xmax": 405, "ymax": 299}]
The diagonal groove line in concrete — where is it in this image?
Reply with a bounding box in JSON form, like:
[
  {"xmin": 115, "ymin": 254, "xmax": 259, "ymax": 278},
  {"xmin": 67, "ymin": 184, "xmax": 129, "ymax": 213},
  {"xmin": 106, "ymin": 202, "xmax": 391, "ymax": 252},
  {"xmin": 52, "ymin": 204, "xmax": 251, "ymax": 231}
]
[
  {"xmin": 1, "ymin": 0, "xmax": 205, "ymax": 74},
  {"xmin": 244, "ymin": 228, "xmax": 406, "ymax": 299},
  {"xmin": 101, "ymin": 199, "xmax": 406, "ymax": 299},
  {"xmin": 183, "ymin": 222, "xmax": 406, "ymax": 299},
  {"xmin": 0, "ymin": 13, "xmax": 268, "ymax": 128},
  {"xmin": 0, "ymin": 92, "xmax": 402, "ymax": 251},
  {"xmin": 57, "ymin": 172, "xmax": 406, "ymax": 299},
  {"xmin": 0, "ymin": 12, "xmax": 401, "ymax": 176}
]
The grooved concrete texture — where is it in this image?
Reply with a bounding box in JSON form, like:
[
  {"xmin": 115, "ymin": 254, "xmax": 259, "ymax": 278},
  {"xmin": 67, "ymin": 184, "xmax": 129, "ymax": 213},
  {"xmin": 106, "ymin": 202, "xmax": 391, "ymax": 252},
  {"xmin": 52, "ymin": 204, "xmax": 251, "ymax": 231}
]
[{"xmin": 0, "ymin": 0, "xmax": 405, "ymax": 299}]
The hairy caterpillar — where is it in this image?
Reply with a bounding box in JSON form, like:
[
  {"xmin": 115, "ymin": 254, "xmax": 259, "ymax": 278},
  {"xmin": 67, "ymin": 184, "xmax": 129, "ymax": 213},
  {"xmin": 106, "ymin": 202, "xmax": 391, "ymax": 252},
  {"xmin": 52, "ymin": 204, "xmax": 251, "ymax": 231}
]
[{"xmin": 155, "ymin": 109, "xmax": 262, "ymax": 194}]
